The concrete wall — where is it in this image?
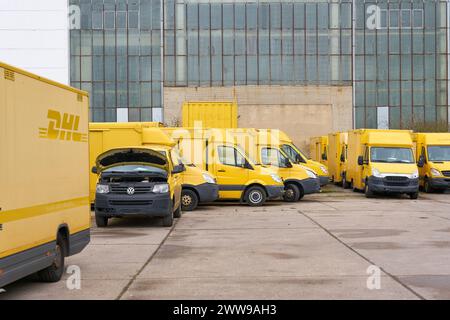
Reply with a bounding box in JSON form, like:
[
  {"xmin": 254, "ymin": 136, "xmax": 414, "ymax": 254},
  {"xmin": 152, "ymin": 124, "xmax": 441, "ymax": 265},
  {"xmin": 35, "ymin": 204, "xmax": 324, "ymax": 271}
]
[
  {"xmin": 0, "ymin": 0, "xmax": 69, "ymax": 84},
  {"xmin": 163, "ymin": 85, "xmax": 353, "ymax": 155}
]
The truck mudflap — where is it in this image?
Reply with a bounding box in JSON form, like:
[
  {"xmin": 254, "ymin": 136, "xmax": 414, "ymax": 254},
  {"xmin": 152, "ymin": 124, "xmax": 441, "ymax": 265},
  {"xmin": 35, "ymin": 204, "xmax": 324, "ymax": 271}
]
[
  {"xmin": 428, "ymin": 177, "xmax": 450, "ymax": 190},
  {"xmin": 95, "ymin": 193, "xmax": 172, "ymax": 217},
  {"xmin": 191, "ymin": 183, "xmax": 220, "ymax": 203},
  {"xmin": 368, "ymin": 176, "xmax": 419, "ymax": 193}
]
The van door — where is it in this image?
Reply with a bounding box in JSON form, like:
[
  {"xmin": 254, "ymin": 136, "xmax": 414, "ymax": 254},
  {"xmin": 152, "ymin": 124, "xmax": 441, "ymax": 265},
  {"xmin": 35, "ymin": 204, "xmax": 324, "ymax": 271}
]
[{"xmin": 213, "ymin": 145, "xmax": 250, "ymax": 199}]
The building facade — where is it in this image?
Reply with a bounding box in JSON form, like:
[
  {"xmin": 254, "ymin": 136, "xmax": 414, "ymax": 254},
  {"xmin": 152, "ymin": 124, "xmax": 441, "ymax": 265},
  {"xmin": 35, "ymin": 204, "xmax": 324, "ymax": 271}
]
[{"xmin": 68, "ymin": 0, "xmax": 450, "ymax": 132}]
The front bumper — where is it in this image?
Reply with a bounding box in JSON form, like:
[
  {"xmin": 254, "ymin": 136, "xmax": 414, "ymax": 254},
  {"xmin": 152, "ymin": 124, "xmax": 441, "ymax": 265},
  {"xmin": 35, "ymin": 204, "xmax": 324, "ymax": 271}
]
[
  {"xmin": 266, "ymin": 185, "xmax": 285, "ymax": 199},
  {"xmin": 429, "ymin": 177, "xmax": 450, "ymax": 189},
  {"xmin": 299, "ymin": 177, "xmax": 321, "ymax": 195},
  {"xmin": 368, "ymin": 176, "xmax": 419, "ymax": 194},
  {"xmin": 95, "ymin": 192, "xmax": 172, "ymax": 218},
  {"xmin": 193, "ymin": 183, "xmax": 220, "ymax": 203},
  {"xmin": 319, "ymin": 175, "xmax": 329, "ymax": 186}
]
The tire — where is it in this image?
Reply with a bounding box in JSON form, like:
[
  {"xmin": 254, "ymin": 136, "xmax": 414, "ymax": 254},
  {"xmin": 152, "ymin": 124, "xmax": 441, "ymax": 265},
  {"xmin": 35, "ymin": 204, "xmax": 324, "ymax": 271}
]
[
  {"xmin": 409, "ymin": 192, "xmax": 419, "ymax": 200},
  {"xmin": 95, "ymin": 214, "xmax": 108, "ymax": 228},
  {"xmin": 37, "ymin": 234, "xmax": 66, "ymax": 283},
  {"xmin": 162, "ymin": 202, "xmax": 174, "ymax": 227},
  {"xmin": 244, "ymin": 186, "xmax": 267, "ymax": 207},
  {"xmin": 364, "ymin": 181, "xmax": 374, "ymax": 198},
  {"xmin": 181, "ymin": 189, "xmax": 199, "ymax": 211},
  {"xmin": 173, "ymin": 203, "xmax": 182, "ymax": 218},
  {"xmin": 424, "ymin": 178, "xmax": 433, "ymax": 193},
  {"xmin": 342, "ymin": 173, "xmax": 350, "ymax": 189},
  {"xmin": 283, "ymin": 183, "xmax": 301, "ymax": 202}
]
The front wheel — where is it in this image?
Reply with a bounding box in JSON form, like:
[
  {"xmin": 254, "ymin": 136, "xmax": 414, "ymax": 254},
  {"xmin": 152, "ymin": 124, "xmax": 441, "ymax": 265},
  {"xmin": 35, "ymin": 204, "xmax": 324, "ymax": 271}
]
[
  {"xmin": 364, "ymin": 181, "xmax": 374, "ymax": 198},
  {"xmin": 37, "ymin": 235, "xmax": 66, "ymax": 282},
  {"xmin": 244, "ymin": 186, "xmax": 267, "ymax": 207},
  {"xmin": 173, "ymin": 203, "xmax": 182, "ymax": 218},
  {"xmin": 95, "ymin": 214, "xmax": 108, "ymax": 228},
  {"xmin": 283, "ymin": 183, "xmax": 300, "ymax": 202},
  {"xmin": 181, "ymin": 189, "xmax": 199, "ymax": 211},
  {"xmin": 162, "ymin": 203, "xmax": 174, "ymax": 227},
  {"xmin": 424, "ymin": 178, "xmax": 434, "ymax": 193},
  {"xmin": 409, "ymin": 192, "xmax": 419, "ymax": 200}
]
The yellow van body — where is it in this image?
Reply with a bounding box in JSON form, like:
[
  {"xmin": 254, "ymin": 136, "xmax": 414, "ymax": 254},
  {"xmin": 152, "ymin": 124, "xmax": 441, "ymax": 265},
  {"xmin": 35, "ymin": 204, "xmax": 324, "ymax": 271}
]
[
  {"xmin": 0, "ymin": 62, "xmax": 90, "ymax": 288},
  {"xmin": 162, "ymin": 127, "xmax": 285, "ymax": 206},
  {"xmin": 263, "ymin": 130, "xmax": 329, "ymax": 186},
  {"xmin": 346, "ymin": 129, "xmax": 419, "ymax": 199},
  {"xmin": 310, "ymin": 136, "xmax": 329, "ymax": 167},
  {"xmin": 412, "ymin": 133, "xmax": 450, "ymax": 192},
  {"xmin": 182, "ymin": 101, "xmax": 238, "ymax": 128},
  {"xmin": 89, "ymin": 124, "xmax": 219, "ymax": 211},
  {"xmin": 328, "ymin": 132, "xmax": 348, "ymax": 184}
]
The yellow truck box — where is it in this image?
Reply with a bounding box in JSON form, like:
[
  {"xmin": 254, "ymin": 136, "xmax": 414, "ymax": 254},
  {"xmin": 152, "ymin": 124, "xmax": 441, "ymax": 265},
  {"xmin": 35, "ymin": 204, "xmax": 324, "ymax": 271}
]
[
  {"xmin": 0, "ymin": 62, "xmax": 90, "ymax": 288},
  {"xmin": 346, "ymin": 129, "xmax": 419, "ymax": 199},
  {"xmin": 89, "ymin": 124, "xmax": 219, "ymax": 211},
  {"xmin": 182, "ymin": 101, "xmax": 238, "ymax": 128},
  {"xmin": 412, "ymin": 133, "xmax": 450, "ymax": 192},
  {"xmin": 265, "ymin": 130, "xmax": 329, "ymax": 186},
  {"xmin": 163, "ymin": 127, "xmax": 285, "ymax": 206},
  {"xmin": 310, "ymin": 136, "xmax": 329, "ymax": 167},
  {"xmin": 328, "ymin": 132, "xmax": 348, "ymax": 185}
]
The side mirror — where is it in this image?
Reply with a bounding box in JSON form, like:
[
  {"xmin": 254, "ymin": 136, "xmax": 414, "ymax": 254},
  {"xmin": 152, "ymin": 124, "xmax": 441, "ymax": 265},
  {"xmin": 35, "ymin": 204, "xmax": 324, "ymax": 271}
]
[
  {"xmin": 91, "ymin": 166, "xmax": 98, "ymax": 174},
  {"xmin": 340, "ymin": 154, "xmax": 345, "ymax": 163},
  {"xmin": 322, "ymin": 153, "xmax": 327, "ymax": 161},
  {"xmin": 172, "ymin": 163, "xmax": 186, "ymax": 174},
  {"xmin": 417, "ymin": 156, "xmax": 425, "ymax": 168},
  {"xmin": 357, "ymin": 156, "xmax": 364, "ymax": 166}
]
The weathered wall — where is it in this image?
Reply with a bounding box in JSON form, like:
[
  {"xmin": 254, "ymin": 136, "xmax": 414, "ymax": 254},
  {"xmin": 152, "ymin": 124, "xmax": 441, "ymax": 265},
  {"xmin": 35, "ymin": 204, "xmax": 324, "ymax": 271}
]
[{"xmin": 163, "ymin": 85, "xmax": 353, "ymax": 155}]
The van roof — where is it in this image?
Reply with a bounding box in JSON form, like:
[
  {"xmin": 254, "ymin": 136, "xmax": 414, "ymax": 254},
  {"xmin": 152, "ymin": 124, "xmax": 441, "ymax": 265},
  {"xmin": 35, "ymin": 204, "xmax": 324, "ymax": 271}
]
[
  {"xmin": 365, "ymin": 130, "xmax": 413, "ymax": 146},
  {"xmin": 416, "ymin": 133, "xmax": 450, "ymax": 145}
]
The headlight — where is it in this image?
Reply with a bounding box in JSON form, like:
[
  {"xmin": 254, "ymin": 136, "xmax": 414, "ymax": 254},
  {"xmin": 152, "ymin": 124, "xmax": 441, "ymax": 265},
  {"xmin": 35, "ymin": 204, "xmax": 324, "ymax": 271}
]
[
  {"xmin": 411, "ymin": 169, "xmax": 419, "ymax": 179},
  {"xmin": 153, "ymin": 183, "xmax": 169, "ymax": 193},
  {"xmin": 270, "ymin": 174, "xmax": 283, "ymax": 184},
  {"xmin": 96, "ymin": 184, "xmax": 110, "ymax": 194},
  {"xmin": 306, "ymin": 170, "xmax": 317, "ymax": 179},
  {"xmin": 320, "ymin": 166, "xmax": 328, "ymax": 174},
  {"xmin": 202, "ymin": 173, "xmax": 216, "ymax": 184},
  {"xmin": 372, "ymin": 168, "xmax": 383, "ymax": 178},
  {"xmin": 430, "ymin": 168, "xmax": 441, "ymax": 177}
]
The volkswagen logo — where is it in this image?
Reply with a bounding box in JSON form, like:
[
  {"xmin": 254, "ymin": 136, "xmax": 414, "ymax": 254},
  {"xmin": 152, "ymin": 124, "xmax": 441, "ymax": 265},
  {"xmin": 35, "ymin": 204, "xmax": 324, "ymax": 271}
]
[{"xmin": 126, "ymin": 187, "xmax": 135, "ymax": 195}]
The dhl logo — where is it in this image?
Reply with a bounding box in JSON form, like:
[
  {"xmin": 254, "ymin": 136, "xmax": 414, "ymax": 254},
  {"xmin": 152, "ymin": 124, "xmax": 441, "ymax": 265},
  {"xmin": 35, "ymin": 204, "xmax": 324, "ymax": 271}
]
[{"xmin": 39, "ymin": 109, "xmax": 88, "ymax": 143}]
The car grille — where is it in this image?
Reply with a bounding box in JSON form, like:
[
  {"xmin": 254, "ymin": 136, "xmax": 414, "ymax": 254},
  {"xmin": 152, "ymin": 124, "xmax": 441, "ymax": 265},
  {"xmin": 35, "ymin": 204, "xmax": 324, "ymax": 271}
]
[
  {"xmin": 110, "ymin": 185, "xmax": 152, "ymax": 194},
  {"xmin": 442, "ymin": 171, "xmax": 450, "ymax": 177},
  {"xmin": 109, "ymin": 200, "xmax": 153, "ymax": 206},
  {"xmin": 384, "ymin": 176, "xmax": 410, "ymax": 186}
]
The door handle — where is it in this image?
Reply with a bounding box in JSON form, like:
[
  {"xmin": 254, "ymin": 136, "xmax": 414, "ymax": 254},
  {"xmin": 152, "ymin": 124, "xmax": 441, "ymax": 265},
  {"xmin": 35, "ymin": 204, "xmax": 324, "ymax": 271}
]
[{"xmin": 218, "ymin": 170, "xmax": 226, "ymax": 172}]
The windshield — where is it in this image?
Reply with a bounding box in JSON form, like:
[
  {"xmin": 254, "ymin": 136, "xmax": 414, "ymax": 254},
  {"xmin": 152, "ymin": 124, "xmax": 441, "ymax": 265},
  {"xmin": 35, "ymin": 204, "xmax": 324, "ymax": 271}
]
[
  {"xmin": 281, "ymin": 144, "xmax": 307, "ymax": 163},
  {"xmin": 103, "ymin": 165, "xmax": 167, "ymax": 174},
  {"xmin": 261, "ymin": 147, "xmax": 290, "ymax": 168},
  {"xmin": 370, "ymin": 147, "xmax": 414, "ymax": 164},
  {"xmin": 427, "ymin": 146, "xmax": 450, "ymax": 161}
]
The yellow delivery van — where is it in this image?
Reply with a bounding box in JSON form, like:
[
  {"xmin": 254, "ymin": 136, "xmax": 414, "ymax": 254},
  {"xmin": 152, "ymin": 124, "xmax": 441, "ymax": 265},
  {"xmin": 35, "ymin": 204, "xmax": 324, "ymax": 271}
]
[
  {"xmin": 328, "ymin": 132, "xmax": 348, "ymax": 185},
  {"xmin": 346, "ymin": 129, "xmax": 419, "ymax": 199},
  {"xmin": 89, "ymin": 123, "xmax": 219, "ymax": 211},
  {"xmin": 310, "ymin": 136, "xmax": 329, "ymax": 167},
  {"xmin": 266, "ymin": 130, "xmax": 329, "ymax": 186},
  {"xmin": 225, "ymin": 128, "xmax": 321, "ymax": 202},
  {"xmin": 412, "ymin": 133, "xmax": 450, "ymax": 192},
  {"xmin": 164, "ymin": 128, "xmax": 285, "ymax": 206},
  {"xmin": 0, "ymin": 62, "xmax": 90, "ymax": 288},
  {"xmin": 92, "ymin": 146, "xmax": 184, "ymax": 227}
]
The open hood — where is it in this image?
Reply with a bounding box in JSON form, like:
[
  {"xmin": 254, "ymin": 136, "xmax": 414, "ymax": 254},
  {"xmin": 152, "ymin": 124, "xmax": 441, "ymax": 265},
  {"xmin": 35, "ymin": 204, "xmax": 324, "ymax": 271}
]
[{"xmin": 96, "ymin": 148, "xmax": 168, "ymax": 172}]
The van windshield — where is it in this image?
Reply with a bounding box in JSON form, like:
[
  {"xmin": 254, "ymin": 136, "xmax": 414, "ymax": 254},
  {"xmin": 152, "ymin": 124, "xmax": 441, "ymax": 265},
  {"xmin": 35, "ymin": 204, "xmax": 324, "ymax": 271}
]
[
  {"xmin": 103, "ymin": 165, "xmax": 167, "ymax": 174},
  {"xmin": 281, "ymin": 144, "xmax": 307, "ymax": 164},
  {"xmin": 427, "ymin": 146, "xmax": 450, "ymax": 161},
  {"xmin": 370, "ymin": 147, "xmax": 414, "ymax": 164}
]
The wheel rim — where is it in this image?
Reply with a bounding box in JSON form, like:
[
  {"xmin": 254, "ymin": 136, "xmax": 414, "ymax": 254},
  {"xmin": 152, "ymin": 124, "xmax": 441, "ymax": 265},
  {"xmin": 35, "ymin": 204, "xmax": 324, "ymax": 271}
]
[
  {"xmin": 249, "ymin": 191, "xmax": 263, "ymax": 204},
  {"xmin": 285, "ymin": 188, "xmax": 295, "ymax": 200},
  {"xmin": 182, "ymin": 194, "xmax": 192, "ymax": 206}
]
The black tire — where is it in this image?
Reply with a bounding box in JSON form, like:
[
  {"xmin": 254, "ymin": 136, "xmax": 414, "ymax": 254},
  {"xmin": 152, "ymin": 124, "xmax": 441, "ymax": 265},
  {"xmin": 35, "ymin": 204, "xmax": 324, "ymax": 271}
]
[
  {"xmin": 244, "ymin": 186, "xmax": 267, "ymax": 206},
  {"xmin": 37, "ymin": 234, "xmax": 66, "ymax": 283},
  {"xmin": 95, "ymin": 214, "xmax": 108, "ymax": 228},
  {"xmin": 181, "ymin": 189, "xmax": 199, "ymax": 211},
  {"xmin": 364, "ymin": 181, "xmax": 374, "ymax": 198},
  {"xmin": 409, "ymin": 192, "xmax": 419, "ymax": 200},
  {"xmin": 424, "ymin": 178, "xmax": 433, "ymax": 193},
  {"xmin": 283, "ymin": 183, "xmax": 301, "ymax": 202},
  {"xmin": 162, "ymin": 202, "xmax": 174, "ymax": 227},
  {"xmin": 173, "ymin": 203, "xmax": 182, "ymax": 218},
  {"xmin": 342, "ymin": 173, "xmax": 350, "ymax": 189}
]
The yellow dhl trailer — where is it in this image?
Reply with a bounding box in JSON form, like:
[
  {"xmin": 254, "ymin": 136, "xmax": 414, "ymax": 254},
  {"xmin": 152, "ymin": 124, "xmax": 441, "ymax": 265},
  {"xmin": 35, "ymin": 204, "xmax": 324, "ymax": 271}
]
[
  {"xmin": 346, "ymin": 129, "xmax": 419, "ymax": 199},
  {"xmin": 328, "ymin": 132, "xmax": 348, "ymax": 185},
  {"xmin": 412, "ymin": 133, "xmax": 450, "ymax": 192},
  {"xmin": 309, "ymin": 136, "xmax": 329, "ymax": 167},
  {"xmin": 0, "ymin": 62, "xmax": 90, "ymax": 288},
  {"xmin": 182, "ymin": 101, "xmax": 238, "ymax": 128},
  {"xmin": 89, "ymin": 123, "xmax": 219, "ymax": 211}
]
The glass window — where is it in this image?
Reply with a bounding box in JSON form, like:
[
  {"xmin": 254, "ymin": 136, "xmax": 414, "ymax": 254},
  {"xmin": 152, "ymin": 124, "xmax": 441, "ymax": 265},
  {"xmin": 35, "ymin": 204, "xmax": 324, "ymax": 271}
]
[
  {"xmin": 129, "ymin": 11, "xmax": 139, "ymax": 29},
  {"xmin": 217, "ymin": 146, "xmax": 246, "ymax": 167},
  {"xmin": 116, "ymin": 11, "xmax": 127, "ymax": 28},
  {"xmin": 92, "ymin": 11, "xmax": 103, "ymax": 29},
  {"xmin": 389, "ymin": 9, "xmax": 399, "ymax": 28},
  {"xmin": 261, "ymin": 148, "xmax": 289, "ymax": 168},
  {"xmin": 235, "ymin": 4, "xmax": 245, "ymax": 30}
]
